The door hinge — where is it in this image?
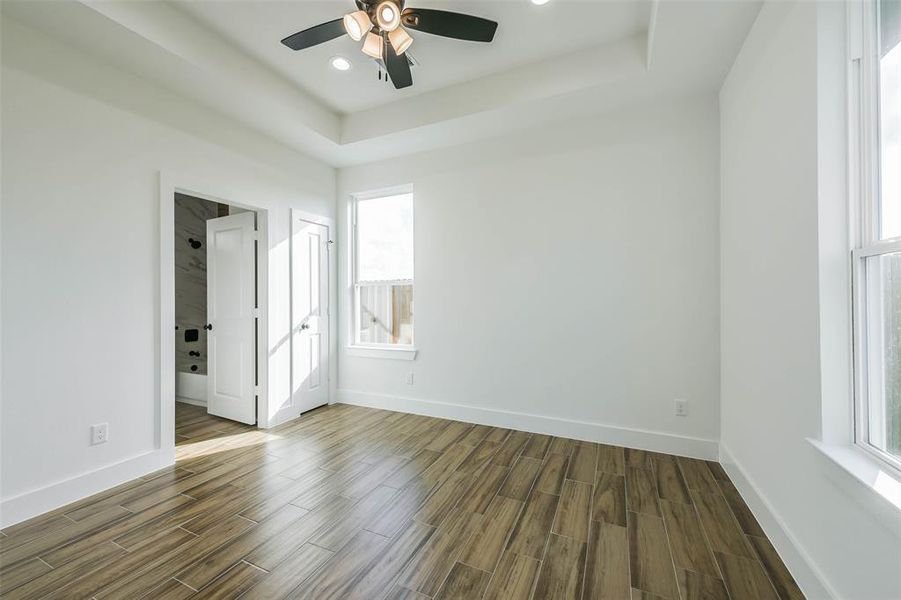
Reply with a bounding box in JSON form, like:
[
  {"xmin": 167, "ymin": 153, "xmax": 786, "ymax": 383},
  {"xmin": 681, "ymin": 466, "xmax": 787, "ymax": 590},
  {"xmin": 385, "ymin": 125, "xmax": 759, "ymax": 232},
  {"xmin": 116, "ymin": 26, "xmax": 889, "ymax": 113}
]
[
  {"xmin": 255, "ymin": 385, "xmax": 262, "ymax": 396},
  {"xmin": 253, "ymin": 308, "xmax": 261, "ymax": 318}
]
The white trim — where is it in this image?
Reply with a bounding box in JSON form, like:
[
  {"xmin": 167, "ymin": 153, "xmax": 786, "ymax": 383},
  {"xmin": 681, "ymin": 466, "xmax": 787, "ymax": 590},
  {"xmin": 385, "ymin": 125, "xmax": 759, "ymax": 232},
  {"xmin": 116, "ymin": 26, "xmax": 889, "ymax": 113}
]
[
  {"xmin": 0, "ymin": 449, "xmax": 172, "ymax": 528},
  {"xmin": 176, "ymin": 396, "xmax": 207, "ymax": 408},
  {"xmin": 337, "ymin": 389, "xmax": 718, "ymax": 459},
  {"xmin": 160, "ymin": 171, "xmax": 270, "ymax": 431},
  {"xmin": 348, "ymin": 187, "xmax": 415, "ymax": 348},
  {"xmin": 346, "ymin": 345, "xmax": 418, "ymax": 360},
  {"xmin": 848, "ymin": 0, "xmax": 901, "ymax": 483},
  {"xmin": 350, "ymin": 183, "xmax": 414, "ymax": 201},
  {"xmin": 159, "ymin": 172, "xmax": 176, "ymax": 456},
  {"xmin": 808, "ymin": 438, "xmax": 901, "ymax": 534},
  {"xmin": 719, "ymin": 444, "xmax": 838, "ymax": 600}
]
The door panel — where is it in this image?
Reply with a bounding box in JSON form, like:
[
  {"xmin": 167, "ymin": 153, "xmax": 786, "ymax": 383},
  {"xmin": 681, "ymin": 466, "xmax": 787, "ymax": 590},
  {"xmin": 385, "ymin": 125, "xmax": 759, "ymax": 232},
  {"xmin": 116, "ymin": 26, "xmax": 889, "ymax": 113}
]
[
  {"xmin": 292, "ymin": 218, "xmax": 329, "ymax": 413},
  {"xmin": 207, "ymin": 212, "xmax": 256, "ymax": 424}
]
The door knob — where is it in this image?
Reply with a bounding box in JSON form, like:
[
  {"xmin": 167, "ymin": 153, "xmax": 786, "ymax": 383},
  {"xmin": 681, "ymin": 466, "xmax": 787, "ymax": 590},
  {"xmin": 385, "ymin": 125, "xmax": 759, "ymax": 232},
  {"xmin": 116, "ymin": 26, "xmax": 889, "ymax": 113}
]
[
  {"xmin": 300, "ymin": 323, "xmax": 310, "ymax": 330},
  {"xmin": 204, "ymin": 324, "xmax": 213, "ymax": 331}
]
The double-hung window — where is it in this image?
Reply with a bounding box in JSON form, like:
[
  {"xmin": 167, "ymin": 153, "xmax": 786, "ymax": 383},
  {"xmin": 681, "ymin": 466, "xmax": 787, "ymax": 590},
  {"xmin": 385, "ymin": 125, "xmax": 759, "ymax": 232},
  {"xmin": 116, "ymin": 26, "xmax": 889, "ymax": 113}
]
[
  {"xmin": 852, "ymin": 0, "xmax": 901, "ymax": 470},
  {"xmin": 351, "ymin": 190, "xmax": 414, "ymax": 348}
]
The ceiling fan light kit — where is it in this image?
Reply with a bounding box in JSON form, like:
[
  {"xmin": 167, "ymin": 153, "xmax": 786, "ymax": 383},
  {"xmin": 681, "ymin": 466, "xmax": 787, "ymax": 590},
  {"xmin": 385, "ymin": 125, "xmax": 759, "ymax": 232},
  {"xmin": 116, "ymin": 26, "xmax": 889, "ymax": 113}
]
[
  {"xmin": 361, "ymin": 31, "xmax": 384, "ymax": 60},
  {"xmin": 388, "ymin": 27, "xmax": 413, "ymax": 55},
  {"xmin": 343, "ymin": 10, "xmax": 371, "ymax": 41},
  {"xmin": 375, "ymin": 1, "xmax": 402, "ymax": 32},
  {"xmin": 280, "ymin": 0, "xmax": 498, "ymax": 89}
]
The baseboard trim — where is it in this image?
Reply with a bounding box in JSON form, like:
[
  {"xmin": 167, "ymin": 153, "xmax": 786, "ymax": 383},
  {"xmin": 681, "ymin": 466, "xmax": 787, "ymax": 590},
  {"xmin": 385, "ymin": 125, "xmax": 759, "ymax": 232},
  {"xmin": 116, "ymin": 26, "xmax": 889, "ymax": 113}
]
[
  {"xmin": 337, "ymin": 389, "xmax": 719, "ymax": 460},
  {"xmin": 176, "ymin": 396, "xmax": 207, "ymax": 408},
  {"xmin": 0, "ymin": 448, "xmax": 174, "ymax": 528},
  {"xmin": 719, "ymin": 443, "xmax": 837, "ymax": 600}
]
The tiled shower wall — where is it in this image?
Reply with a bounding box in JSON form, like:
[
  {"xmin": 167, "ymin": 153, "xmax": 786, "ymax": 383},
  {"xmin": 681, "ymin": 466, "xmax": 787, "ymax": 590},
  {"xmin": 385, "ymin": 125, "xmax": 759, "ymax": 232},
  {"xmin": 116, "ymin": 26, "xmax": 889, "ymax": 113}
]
[{"xmin": 174, "ymin": 193, "xmax": 226, "ymax": 376}]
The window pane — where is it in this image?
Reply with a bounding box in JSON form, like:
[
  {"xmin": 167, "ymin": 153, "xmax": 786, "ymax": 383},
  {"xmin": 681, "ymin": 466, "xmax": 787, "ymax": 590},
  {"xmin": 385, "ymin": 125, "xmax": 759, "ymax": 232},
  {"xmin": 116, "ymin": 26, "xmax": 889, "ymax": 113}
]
[
  {"xmin": 357, "ymin": 193, "xmax": 413, "ymax": 281},
  {"xmin": 357, "ymin": 283, "xmax": 413, "ymax": 345},
  {"xmin": 879, "ymin": 0, "xmax": 901, "ymax": 239},
  {"xmin": 865, "ymin": 250, "xmax": 901, "ymax": 458}
]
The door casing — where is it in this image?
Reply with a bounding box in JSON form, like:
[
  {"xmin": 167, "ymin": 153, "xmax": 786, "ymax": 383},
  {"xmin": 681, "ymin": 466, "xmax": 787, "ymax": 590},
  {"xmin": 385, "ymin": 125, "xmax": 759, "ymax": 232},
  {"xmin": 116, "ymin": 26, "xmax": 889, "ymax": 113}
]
[{"xmin": 159, "ymin": 172, "xmax": 269, "ymax": 463}]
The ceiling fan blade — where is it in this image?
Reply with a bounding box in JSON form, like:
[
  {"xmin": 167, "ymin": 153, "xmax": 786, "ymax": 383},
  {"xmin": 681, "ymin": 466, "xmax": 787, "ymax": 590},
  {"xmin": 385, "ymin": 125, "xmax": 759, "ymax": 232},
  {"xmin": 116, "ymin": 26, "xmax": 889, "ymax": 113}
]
[
  {"xmin": 401, "ymin": 8, "xmax": 497, "ymax": 42},
  {"xmin": 385, "ymin": 37, "xmax": 413, "ymax": 89},
  {"xmin": 281, "ymin": 18, "xmax": 345, "ymax": 51}
]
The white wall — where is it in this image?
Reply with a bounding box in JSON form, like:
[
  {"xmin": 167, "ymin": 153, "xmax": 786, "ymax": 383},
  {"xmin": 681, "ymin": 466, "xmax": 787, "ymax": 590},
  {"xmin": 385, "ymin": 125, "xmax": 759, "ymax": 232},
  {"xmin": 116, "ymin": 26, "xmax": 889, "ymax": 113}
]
[
  {"xmin": 720, "ymin": 2, "xmax": 901, "ymax": 598},
  {"xmin": 0, "ymin": 18, "xmax": 336, "ymax": 525},
  {"xmin": 337, "ymin": 97, "xmax": 722, "ymax": 457}
]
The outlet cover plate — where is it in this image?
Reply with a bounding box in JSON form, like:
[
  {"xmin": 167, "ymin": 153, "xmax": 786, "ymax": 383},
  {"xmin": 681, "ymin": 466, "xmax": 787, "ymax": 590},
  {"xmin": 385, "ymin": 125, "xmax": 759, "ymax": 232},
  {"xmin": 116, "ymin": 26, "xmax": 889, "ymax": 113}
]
[{"xmin": 91, "ymin": 423, "xmax": 109, "ymax": 445}]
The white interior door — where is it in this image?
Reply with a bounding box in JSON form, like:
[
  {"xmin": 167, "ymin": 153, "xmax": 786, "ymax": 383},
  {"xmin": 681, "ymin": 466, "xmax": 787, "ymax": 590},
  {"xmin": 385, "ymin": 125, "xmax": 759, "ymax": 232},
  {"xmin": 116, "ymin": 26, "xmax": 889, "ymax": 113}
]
[
  {"xmin": 207, "ymin": 212, "xmax": 256, "ymax": 424},
  {"xmin": 292, "ymin": 218, "xmax": 329, "ymax": 413}
]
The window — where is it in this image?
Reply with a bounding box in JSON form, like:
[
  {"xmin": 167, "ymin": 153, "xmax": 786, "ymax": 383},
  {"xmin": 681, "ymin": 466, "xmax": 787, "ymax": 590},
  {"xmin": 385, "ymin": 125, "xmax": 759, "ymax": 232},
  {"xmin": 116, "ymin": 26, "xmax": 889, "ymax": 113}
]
[
  {"xmin": 853, "ymin": 0, "xmax": 901, "ymax": 470},
  {"xmin": 351, "ymin": 190, "xmax": 414, "ymax": 347}
]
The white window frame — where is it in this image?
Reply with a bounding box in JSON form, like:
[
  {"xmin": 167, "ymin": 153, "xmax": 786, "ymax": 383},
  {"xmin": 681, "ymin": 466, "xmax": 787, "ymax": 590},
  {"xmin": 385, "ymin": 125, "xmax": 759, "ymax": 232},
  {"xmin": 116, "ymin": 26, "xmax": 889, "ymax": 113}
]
[
  {"xmin": 348, "ymin": 185, "xmax": 417, "ymax": 360},
  {"xmin": 850, "ymin": 0, "xmax": 901, "ymax": 476}
]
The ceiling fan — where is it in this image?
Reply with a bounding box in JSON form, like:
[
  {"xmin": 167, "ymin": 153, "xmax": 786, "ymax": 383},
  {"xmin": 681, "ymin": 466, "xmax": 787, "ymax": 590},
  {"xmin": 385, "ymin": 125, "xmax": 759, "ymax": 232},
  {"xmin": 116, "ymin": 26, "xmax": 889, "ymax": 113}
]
[{"xmin": 280, "ymin": 1, "xmax": 498, "ymax": 89}]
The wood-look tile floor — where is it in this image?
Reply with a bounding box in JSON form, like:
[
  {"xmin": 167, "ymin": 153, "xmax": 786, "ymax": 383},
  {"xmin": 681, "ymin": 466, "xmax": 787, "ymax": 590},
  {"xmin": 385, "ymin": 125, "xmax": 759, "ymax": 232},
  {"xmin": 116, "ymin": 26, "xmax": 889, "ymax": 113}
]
[{"xmin": 0, "ymin": 402, "xmax": 806, "ymax": 600}]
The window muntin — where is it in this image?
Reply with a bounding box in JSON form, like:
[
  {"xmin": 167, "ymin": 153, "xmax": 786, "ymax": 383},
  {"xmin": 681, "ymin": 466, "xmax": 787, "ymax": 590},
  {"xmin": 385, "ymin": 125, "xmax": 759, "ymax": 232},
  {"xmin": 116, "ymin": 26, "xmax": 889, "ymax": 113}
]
[
  {"xmin": 352, "ymin": 192, "xmax": 414, "ymax": 346},
  {"xmin": 854, "ymin": 0, "xmax": 901, "ymax": 470}
]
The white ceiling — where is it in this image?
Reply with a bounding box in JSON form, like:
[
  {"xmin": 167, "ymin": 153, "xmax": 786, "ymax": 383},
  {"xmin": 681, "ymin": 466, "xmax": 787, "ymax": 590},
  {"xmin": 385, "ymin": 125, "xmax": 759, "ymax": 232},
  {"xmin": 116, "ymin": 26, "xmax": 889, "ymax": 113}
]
[
  {"xmin": 171, "ymin": 0, "xmax": 651, "ymax": 114},
  {"xmin": 1, "ymin": 0, "xmax": 762, "ymax": 166}
]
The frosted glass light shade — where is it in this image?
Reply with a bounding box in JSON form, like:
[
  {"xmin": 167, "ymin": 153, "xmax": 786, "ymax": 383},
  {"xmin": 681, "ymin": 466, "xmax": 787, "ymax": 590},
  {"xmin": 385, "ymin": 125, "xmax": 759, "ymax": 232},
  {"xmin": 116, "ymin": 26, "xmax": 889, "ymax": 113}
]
[
  {"xmin": 375, "ymin": 1, "xmax": 401, "ymax": 31},
  {"xmin": 362, "ymin": 31, "xmax": 383, "ymax": 60},
  {"xmin": 388, "ymin": 27, "xmax": 413, "ymax": 55},
  {"xmin": 343, "ymin": 11, "xmax": 371, "ymax": 41}
]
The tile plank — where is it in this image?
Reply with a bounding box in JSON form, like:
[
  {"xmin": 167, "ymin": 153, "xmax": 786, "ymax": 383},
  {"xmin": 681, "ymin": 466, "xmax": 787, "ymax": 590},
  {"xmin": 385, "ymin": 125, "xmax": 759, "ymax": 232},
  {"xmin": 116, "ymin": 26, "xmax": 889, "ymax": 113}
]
[
  {"xmin": 747, "ymin": 535, "xmax": 806, "ymax": 600},
  {"xmin": 583, "ymin": 521, "xmax": 630, "ymax": 600},
  {"xmin": 552, "ymin": 480, "xmax": 592, "ymax": 542},
  {"xmin": 592, "ymin": 473, "xmax": 627, "ymax": 526},
  {"xmin": 655, "ymin": 455, "xmax": 692, "ymax": 504},
  {"xmin": 290, "ymin": 529, "xmax": 390, "ymax": 599},
  {"xmin": 676, "ymin": 568, "xmax": 730, "ymax": 600},
  {"xmin": 715, "ymin": 551, "xmax": 780, "ymax": 600},
  {"xmin": 498, "ymin": 456, "xmax": 541, "ymax": 501},
  {"xmin": 532, "ymin": 533, "xmax": 587, "ymax": 600},
  {"xmin": 626, "ymin": 467, "xmax": 661, "ymax": 516},
  {"xmin": 692, "ymin": 490, "xmax": 754, "ymax": 559},
  {"xmin": 241, "ymin": 543, "xmax": 334, "ymax": 599},
  {"xmin": 458, "ymin": 496, "xmax": 522, "ymax": 572},
  {"xmin": 679, "ymin": 458, "xmax": 721, "ymax": 495},
  {"xmin": 533, "ymin": 452, "xmax": 569, "ymax": 496},
  {"xmin": 482, "ymin": 551, "xmax": 540, "ymax": 600},
  {"xmin": 434, "ymin": 562, "xmax": 491, "ymax": 600},
  {"xmin": 660, "ymin": 499, "xmax": 719, "ymax": 576},
  {"xmin": 628, "ymin": 512, "xmax": 679, "ymax": 599},
  {"xmin": 399, "ymin": 508, "xmax": 482, "ymax": 596},
  {"xmin": 566, "ymin": 442, "xmax": 598, "ymax": 483},
  {"xmin": 718, "ymin": 479, "xmax": 766, "ymax": 537},
  {"xmin": 597, "ymin": 444, "xmax": 625, "ymax": 475},
  {"xmin": 506, "ymin": 491, "xmax": 560, "ymax": 559}
]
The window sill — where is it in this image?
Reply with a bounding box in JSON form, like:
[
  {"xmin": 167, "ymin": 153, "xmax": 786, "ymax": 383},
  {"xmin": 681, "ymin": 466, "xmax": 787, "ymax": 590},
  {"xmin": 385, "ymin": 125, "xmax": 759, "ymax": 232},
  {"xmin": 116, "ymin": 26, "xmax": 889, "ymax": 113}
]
[
  {"xmin": 346, "ymin": 345, "xmax": 418, "ymax": 360},
  {"xmin": 808, "ymin": 438, "xmax": 901, "ymax": 518}
]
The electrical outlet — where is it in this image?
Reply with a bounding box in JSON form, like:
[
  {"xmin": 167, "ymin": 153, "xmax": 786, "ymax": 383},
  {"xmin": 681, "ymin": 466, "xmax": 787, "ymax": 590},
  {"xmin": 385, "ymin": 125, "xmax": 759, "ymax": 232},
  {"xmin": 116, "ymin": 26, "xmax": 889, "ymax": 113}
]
[
  {"xmin": 91, "ymin": 423, "xmax": 109, "ymax": 445},
  {"xmin": 674, "ymin": 399, "xmax": 688, "ymax": 417},
  {"xmin": 406, "ymin": 372, "xmax": 414, "ymax": 385}
]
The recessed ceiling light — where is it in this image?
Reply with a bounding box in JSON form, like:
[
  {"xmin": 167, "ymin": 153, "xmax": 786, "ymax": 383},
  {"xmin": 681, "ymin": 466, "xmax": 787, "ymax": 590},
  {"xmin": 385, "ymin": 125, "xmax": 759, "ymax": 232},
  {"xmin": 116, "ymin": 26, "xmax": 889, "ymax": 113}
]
[
  {"xmin": 531, "ymin": 0, "xmax": 550, "ymax": 5},
  {"xmin": 330, "ymin": 56, "xmax": 352, "ymax": 71}
]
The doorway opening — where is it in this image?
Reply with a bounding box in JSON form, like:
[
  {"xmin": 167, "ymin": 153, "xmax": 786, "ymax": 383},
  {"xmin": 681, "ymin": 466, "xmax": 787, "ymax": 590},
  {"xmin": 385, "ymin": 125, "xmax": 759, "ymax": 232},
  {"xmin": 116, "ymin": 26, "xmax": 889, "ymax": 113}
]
[{"xmin": 173, "ymin": 193, "xmax": 260, "ymax": 447}]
